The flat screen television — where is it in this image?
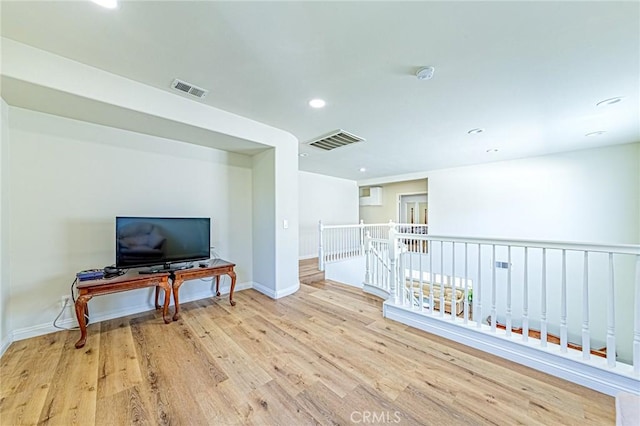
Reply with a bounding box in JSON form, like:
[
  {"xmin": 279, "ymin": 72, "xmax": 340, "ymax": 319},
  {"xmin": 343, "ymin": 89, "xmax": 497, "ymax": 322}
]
[{"xmin": 115, "ymin": 217, "xmax": 210, "ymax": 271}]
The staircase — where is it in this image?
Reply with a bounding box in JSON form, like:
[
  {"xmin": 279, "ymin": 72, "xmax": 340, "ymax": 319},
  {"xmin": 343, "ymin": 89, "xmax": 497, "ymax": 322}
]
[{"xmin": 298, "ymin": 258, "xmax": 325, "ymax": 284}]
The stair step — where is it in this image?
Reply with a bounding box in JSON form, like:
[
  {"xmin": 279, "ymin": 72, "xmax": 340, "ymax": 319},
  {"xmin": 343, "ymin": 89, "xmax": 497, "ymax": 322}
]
[
  {"xmin": 299, "ymin": 258, "xmax": 325, "ymax": 284},
  {"xmin": 300, "ymin": 271, "xmax": 325, "ymax": 284}
]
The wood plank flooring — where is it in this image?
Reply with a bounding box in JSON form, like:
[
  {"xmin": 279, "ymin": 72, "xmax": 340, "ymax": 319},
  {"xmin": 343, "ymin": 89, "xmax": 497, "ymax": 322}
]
[{"xmin": 1, "ymin": 280, "xmax": 615, "ymax": 425}]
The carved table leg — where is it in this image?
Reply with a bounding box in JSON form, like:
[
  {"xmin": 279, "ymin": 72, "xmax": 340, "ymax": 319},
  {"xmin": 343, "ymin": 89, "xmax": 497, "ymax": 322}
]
[
  {"xmin": 172, "ymin": 279, "xmax": 184, "ymax": 321},
  {"xmin": 160, "ymin": 281, "xmax": 171, "ymax": 324},
  {"xmin": 74, "ymin": 295, "xmax": 91, "ymax": 349},
  {"xmin": 215, "ymin": 275, "xmax": 221, "ymax": 297},
  {"xmin": 228, "ymin": 270, "xmax": 237, "ymax": 306},
  {"xmin": 154, "ymin": 286, "xmax": 160, "ymax": 310}
]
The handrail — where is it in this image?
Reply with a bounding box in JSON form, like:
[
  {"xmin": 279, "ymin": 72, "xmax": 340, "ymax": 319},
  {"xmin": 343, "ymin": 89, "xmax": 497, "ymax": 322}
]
[
  {"xmin": 322, "ymin": 223, "xmax": 390, "ymax": 230},
  {"xmin": 396, "ymin": 233, "xmax": 640, "ymax": 255}
]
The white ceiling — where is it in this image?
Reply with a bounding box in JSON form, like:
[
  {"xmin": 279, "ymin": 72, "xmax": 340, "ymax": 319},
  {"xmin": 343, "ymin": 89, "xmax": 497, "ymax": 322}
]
[{"xmin": 1, "ymin": 1, "xmax": 638, "ymax": 181}]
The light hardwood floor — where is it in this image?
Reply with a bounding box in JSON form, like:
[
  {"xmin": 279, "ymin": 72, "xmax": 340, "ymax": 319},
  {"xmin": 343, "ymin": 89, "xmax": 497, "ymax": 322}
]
[{"xmin": 1, "ymin": 280, "xmax": 615, "ymax": 425}]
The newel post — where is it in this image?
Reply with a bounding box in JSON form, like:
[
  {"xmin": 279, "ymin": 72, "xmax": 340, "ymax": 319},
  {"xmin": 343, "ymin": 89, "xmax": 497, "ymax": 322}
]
[
  {"xmin": 388, "ymin": 222, "xmax": 398, "ymax": 304},
  {"xmin": 364, "ymin": 231, "xmax": 372, "ymax": 286},
  {"xmin": 318, "ymin": 220, "xmax": 325, "ymax": 272}
]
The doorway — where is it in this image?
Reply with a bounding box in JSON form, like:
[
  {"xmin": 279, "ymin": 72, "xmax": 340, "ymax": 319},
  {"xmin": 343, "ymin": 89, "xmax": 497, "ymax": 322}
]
[{"xmin": 399, "ymin": 193, "xmax": 428, "ymax": 224}]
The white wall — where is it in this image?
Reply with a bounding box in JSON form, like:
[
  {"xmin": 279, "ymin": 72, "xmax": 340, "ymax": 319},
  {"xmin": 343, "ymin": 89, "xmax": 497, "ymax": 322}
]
[
  {"xmin": 6, "ymin": 107, "xmax": 254, "ymax": 336},
  {"xmin": 273, "ymin": 143, "xmax": 300, "ymax": 297},
  {"xmin": 252, "ymin": 149, "xmax": 276, "ymax": 293},
  {"xmin": 428, "ymin": 144, "xmax": 640, "ymax": 244},
  {"xmin": 0, "ymin": 98, "xmax": 10, "ymax": 352},
  {"xmin": 298, "ymin": 171, "xmax": 359, "ymax": 259}
]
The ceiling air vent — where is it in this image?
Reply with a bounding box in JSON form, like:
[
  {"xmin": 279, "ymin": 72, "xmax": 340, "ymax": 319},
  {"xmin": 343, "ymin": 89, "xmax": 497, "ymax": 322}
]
[
  {"xmin": 306, "ymin": 129, "xmax": 365, "ymax": 151},
  {"xmin": 171, "ymin": 78, "xmax": 209, "ymax": 99}
]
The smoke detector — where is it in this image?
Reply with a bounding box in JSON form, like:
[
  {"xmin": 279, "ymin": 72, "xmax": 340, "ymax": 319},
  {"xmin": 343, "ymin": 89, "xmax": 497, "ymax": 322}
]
[
  {"xmin": 416, "ymin": 66, "xmax": 435, "ymax": 80},
  {"xmin": 171, "ymin": 79, "xmax": 209, "ymax": 99}
]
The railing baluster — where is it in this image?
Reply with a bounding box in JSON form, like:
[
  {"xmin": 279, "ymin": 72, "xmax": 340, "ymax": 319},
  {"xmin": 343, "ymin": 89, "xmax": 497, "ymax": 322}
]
[
  {"xmin": 440, "ymin": 241, "xmax": 445, "ymax": 317},
  {"xmin": 560, "ymin": 249, "xmax": 568, "ymax": 353},
  {"xmin": 318, "ymin": 220, "xmax": 325, "ymax": 271},
  {"xmin": 400, "ymin": 249, "xmax": 406, "ymax": 307},
  {"xmin": 582, "ymin": 251, "xmax": 590, "ymax": 360},
  {"xmin": 419, "ymin": 238, "xmax": 424, "ymax": 312},
  {"xmin": 389, "ymin": 225, "xmax": 398, "ymax": 304},
  {"xmin": 541, "ymin": 248, "xmax": 548, "ymax": 348},
  {"xmin": 380, "ymin": 246, "xmax": 383, "ymax": 290},
  {"xmin": 380, "ymin": 241, "xmax": 384, "ymax": 290},
  {"xmin": 364, "ymin": 232, "xmax": 371, "ymax": 287},
  {"xmin": 326, "ymin": 229, "xmax": 330, "ymax": 263},
  {"xmin": 607, "ymin": 252, "xmax": 616, "ymax": 368},
  {"xmin": 491, "ymin": 244, "xmax": 496, "ymax": 332},
  {"xmin": 506, "ymin": 245, "xmax": 512, "ymax": 337},
  {"xmin": 452, "ymin": 242, "xmax": 457, "ymax": 321},
  {"xmin": 354, "ymin": 228, "xmax": 358, "ymax": 257},
  {"xmin": 476, "ymin": 243, "xmax": 482, "ymax": 328},
  {"xmin": 464, "ymin": 243, "xmax": 469, "ymax": 324},
  {"xmin": 379, "ymin": 245, "xmax": 383, "ymax": 290},
  {"xmin": 429, "ymin": 240, "xmax": 434, "ymax": 315},
  {"xmin": 523, "ymin": 247, "xmax": 529, "ymax": 342},
  {"xmin": 408, "ymin": 243, "xmax": 413, "ymax": 308}
]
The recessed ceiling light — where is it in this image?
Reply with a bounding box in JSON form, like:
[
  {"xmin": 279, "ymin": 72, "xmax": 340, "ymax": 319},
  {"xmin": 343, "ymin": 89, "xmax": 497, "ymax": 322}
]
[
  {"xmin": 486, "ymin": 148, "xmax": 498, "ymax": 153},
  {"xmin": 309, "ymin": 99, "xmax": 326, "ymax": 108},
  {"xmin": 359, "ymin": 167, "xmax": 367, "ymax": 172},
  {"xmin": 299, "ymin": 153, "xmax": 308, "ymax": 157},
  {"xmin": 468, "ymin": 128, "xmax": 484, "ymax": 135},
  {"xmin": 585, "ymin": 131, "xmax": 606, "ymax": 137},
  {"xmin": 91, "ymin": 0, "xmax": 118, "ymax": 9},
  {"xmin": 596, "ymin": 97, "xmax": 624, "ymax": 107}
]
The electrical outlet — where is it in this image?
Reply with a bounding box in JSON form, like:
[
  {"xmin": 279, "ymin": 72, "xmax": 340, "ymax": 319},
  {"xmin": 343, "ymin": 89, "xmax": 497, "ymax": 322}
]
[{"xmin": 60, "ymin": 295, "xmax": 72, "ymax": 309}]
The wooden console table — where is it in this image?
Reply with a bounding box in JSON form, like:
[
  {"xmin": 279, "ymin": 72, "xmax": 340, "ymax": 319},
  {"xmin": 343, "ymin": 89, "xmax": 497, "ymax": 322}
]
[
  {"xmin": 154, "ymin": 259, "xmax": 236, "ymax": 321},
  {"xmin": 74, "ymin": 271, "xmax": 171, "ymax": 349}
]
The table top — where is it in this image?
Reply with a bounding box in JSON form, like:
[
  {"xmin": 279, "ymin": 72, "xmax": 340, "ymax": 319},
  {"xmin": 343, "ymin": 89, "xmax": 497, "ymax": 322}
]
[
  {"xmin": 196, "ymin": 258, "xmax": 235, "ymax": 269},
  {"xmin": 77, "ymin": 270, "xmax": 169, "ymax": 288},
  {"xmin": 76, "ymin": 259, "xmax": 235, "ymax": 288}
]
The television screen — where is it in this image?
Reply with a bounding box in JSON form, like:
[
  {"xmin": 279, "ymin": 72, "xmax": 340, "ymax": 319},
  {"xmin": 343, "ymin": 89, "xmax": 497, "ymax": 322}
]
[{"xmin": 115, "ymin": 217, "xmax": 210, "ymax": 269}]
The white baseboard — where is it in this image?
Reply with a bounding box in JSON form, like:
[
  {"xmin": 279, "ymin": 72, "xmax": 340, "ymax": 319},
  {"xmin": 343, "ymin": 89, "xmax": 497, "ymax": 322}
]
[
  {"xmin": 383, "ymin": 302, "xmax": 640, "ymax": 397},
  {"xmin": 275, "ymin": 281, "xmax": 300, "ymax": 299},
  {"xmin": 362, "ymin": 283, "xmax": 390, "ymax": 300},
  {"xmin": 252, "ymin": 281, "xmax": 300, "ymax": 299},
  {"xmin": 10, "ymin": 281, "xmax": 253, "ymax": 344},
  {"xmin": 0, "ymin": 333, "xmax": 12, "ymax": 358},
  {"xmin": 298, "ymin": 254, "xmax": 318, "ymax": 260}
]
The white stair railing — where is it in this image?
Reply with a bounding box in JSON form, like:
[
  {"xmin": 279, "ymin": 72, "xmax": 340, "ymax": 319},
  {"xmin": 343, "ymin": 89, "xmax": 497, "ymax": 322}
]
[
  {"xmin": 319, "ymin": 220, "xmax": 425, "ymax": 271},
  {"xmin": 387, "ymin": 231, "xmax": 640, "ymax": 374},
  {"xmin": 366, "ymin": 237, "xmax": 392, "ymax": 294},
  {"xmin": 320, "ymin": 220, "xmax": 640, "ymax": 393}
]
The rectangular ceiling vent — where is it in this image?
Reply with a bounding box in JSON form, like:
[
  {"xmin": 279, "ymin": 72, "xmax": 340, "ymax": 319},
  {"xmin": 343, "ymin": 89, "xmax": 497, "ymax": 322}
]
[
  {"xmin": 171, "ymin": 78, "xmax": 209, "ymax": 99},
  {"xmin": 306, "ymin": 129, "xmax": 365, "ymax": 151}
]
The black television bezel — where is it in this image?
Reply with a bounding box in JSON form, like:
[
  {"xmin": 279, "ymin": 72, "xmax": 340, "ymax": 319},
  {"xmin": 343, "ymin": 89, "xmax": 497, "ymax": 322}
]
[{"xmin": 115, "ymin": 216, "xmax": 211, "ymax": 269}]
